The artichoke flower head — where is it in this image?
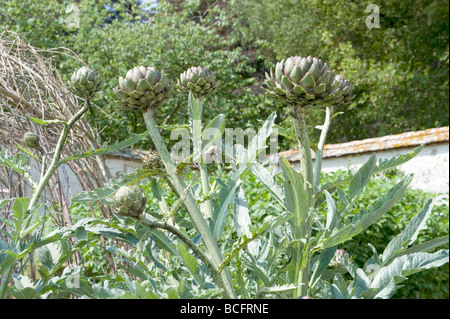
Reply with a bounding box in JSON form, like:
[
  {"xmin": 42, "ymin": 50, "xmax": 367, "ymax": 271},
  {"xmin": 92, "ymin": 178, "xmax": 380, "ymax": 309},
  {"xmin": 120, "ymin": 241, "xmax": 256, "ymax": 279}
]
[
  {"xmin": 177, "ymin": 66, "xmax": 218, "ymax": 99},
  {"xmin": 69, "ymin": 66, "xmax": 102, "ymax": 98},
  {"xmin": 264, "ymin": 56, "xmax": 353, "ymax": 108},
  {"xmin": 113, "ymin": 185, "xmax": 147, "ymax": 218},
  {"xmin": 114, "ymin": 66, "xmax": 174, "ymax": 111}
]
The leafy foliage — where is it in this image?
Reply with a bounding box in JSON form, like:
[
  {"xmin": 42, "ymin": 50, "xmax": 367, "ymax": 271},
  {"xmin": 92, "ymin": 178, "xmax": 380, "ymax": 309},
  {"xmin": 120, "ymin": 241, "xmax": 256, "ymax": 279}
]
[{"xmin": 0, "ymin": 0, "xmax": 448, "ymax": 300}]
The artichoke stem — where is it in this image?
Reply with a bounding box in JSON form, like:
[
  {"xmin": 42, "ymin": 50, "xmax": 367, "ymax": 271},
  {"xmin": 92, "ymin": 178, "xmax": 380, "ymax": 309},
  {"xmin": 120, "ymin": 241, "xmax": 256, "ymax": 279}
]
[
  {"xmin": 142, "ymin": 108, "xmax": 236, "ymax": 299},
  {"xmin": 194, "ymin": 96, "xmax": 214, "ymax": 221},
  {"xmin": 28, "ymin": 100, "xmax": 91, "ymax": 210},
  {"xmin": 313, "ymin": 105, "xmax": 333, "ymax": 188},
  {"xmin": 291, "ymin": 107, "xmax": 314, "ymax": 192}
]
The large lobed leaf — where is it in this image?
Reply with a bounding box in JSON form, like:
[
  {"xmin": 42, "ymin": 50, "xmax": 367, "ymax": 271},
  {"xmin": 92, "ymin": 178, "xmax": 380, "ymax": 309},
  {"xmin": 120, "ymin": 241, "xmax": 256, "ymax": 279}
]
[
  {"xmin": 319, "ymin": 175, "xmax": 413, "ymax": 250},
  {"xmin": 370, "ymin": 249, "xmax": 449, "ymax": 290}
]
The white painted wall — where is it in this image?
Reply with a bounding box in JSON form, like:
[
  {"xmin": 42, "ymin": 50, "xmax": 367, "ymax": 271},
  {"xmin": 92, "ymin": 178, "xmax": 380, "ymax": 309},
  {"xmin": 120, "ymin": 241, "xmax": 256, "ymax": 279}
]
[{"xmin": 283, "ymin": 142, "xmax": 449, "ymax": 194}]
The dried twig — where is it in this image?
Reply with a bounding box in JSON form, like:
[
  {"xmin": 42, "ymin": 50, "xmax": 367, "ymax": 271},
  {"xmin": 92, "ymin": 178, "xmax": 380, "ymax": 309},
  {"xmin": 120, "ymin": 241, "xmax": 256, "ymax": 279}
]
[{"xmin": 0, "ymin": 28, "xmax": 112, "ymax": 220}]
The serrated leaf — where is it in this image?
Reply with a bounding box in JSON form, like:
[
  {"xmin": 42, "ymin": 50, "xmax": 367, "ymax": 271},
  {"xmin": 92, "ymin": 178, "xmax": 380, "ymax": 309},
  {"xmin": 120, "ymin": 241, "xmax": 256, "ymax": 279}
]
[
  {"xmin": 177, "ymin": 240, "xmax": 198, "ymax": 276},
  {"xmin": 71, "ymin": 171, "xmax": 146, "ymax": 202},
  {"xmin": 348, "ymin": 154, "xmax": 376, "ymax": 201},
  {"xmin": 309, "ymin": 246, "xmax": 337, "ymax": 289},
  {"xmin": 381, "ymin": 199, "xmax": 434, "ymax": 263},
  {"xmin": 36, "ymin": 245, "xmax": 55, "ymax": 270},
  {"xmin": 0, "ymin": 150, "xmax": 37, "ymax": 188},
  {"xmin": 202, "ymin": 114, "xmax": 225, "ymax": 152},
  {"xmin": 249, "ymin": 163, "xmax": 285, "ymax": 209},
  {"xmin": 375, "ymin": 144, "xmax": 424, "ymax": 174},
  {"xmin": 245, "ymin": 112, "xmax": 276, "ymax": 165},
  {"xmin": 353, "ymin": 268, "xmax": 372, "ymax": 299},
  {"xmin": 60, "ymin": 131, "xmax": 148, "ymax": 164},
  {"xmin": 12, "ymin": 197, "xmax": 30, "ymax": 239},
  {"xmin": 320, "ymin": 175, "xmax": 413, "ymax": 250},
  {"xmin": 219, "ymin": 211, "xmax": 293, "ymax": 274},
  {"xmin": 370, "ymin": 249, "xmax": 449, "ymax": 289},
  {"xmin": 214, "ymin": 172, "xmax": 242, "ymax": 239},
  {"xmin": 279, "ymin": 157, "xmax": 310, "ymax": 235},
  {"xmin": 232, "ymin": 187, "xmax": 259, "ymax": 255},
  {"xmin": 232, "ymin": 187, "xmax": 251, "ymax": 237},
  {"xmin": 319, "ymin": 145, "xmax": 424, "ymax": 194},
  {"xmin": 372, "ymin": 279, "xmax": 398, "ymax": 299},
  {"xmin": 273, "ymin": 124, "xmax": 296, "ymax": 141},
  {"xmin": 389, "ymin": 236, "xmax": 449, "ymax": 261},
  {"xmin": 324, "ymin": 190, "xmax": 338, "ymax": 232}
]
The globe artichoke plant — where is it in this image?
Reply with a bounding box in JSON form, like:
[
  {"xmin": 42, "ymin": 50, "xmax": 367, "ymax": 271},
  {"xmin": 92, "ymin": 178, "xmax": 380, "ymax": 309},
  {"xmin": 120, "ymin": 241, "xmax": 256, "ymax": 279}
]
[
  {"xmin": 264, "ymin": 56, "xmax": 353, "ymax": 107},
  {"xmin": 114, "ymin": 65, "xmax": 237, "ymax": 298},
  {"xmin": 113, "ymin": 185, "xmax": 147, "ymax": 217},
  {"xmin": 263, "ymin": 56, "xmax": 355, "ymax": 298},
  {"xmin": 69, "ymin": 66, "xmax": 102, "ymax": 98},
  {"xmin": 177, "ymin": 66, "xmax": 217, "ymax": 98},
  {"xmin": 114, "ymin": 66, "xmax": 174, "ymax": 111}
]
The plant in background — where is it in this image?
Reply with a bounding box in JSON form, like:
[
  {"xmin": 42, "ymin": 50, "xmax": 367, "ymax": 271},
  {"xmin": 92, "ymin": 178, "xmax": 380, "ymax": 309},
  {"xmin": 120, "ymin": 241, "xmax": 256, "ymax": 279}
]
[{"xmin": 0, "ymin": 67, "xmax": 100, "ymax": 299}]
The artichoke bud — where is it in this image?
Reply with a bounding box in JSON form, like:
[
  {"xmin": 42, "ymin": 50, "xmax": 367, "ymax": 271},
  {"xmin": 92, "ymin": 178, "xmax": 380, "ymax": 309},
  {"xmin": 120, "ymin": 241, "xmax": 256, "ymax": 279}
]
[
  {"xmin": 263, "ymin": 55, "xmax": 354, "ymax": 108},
  {"xmin": 23, "ymin": 132, "xmax": 40, "ymax": 149},
  {"xmin": 115, "ymin": 66, "xmax": 174, "ymax": 111},
  {"xmin": 142, "ymin": 151, "xmax": 164, "ymax": 172},
  {"xmin": 69, "ymin": 66, "xmax": 102, "ymax": 98},
  {"xmin": 113, "ymin": 185, "xmax": 147, "ymax": 218},
  {"xmin": 177, "ymin": 66, "xmax": 217, "ymax": 98}
]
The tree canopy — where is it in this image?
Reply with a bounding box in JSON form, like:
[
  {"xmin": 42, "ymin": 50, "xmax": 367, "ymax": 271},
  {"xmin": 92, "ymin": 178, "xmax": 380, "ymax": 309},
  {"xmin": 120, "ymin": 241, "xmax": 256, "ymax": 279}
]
[{"xmin": 1, "ymin": 0, "xmax": 448, "ymax": 148}]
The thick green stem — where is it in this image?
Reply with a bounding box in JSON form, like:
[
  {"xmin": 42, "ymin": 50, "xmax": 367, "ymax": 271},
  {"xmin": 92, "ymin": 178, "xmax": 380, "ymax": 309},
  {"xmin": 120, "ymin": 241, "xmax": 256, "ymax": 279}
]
[
  {"xmin": 313, "ymin": 106, "xmax": 333, "ymax": 189},
  {"xmin": 292, "ymin": 108, "xmax": 314, "ymax": 192},
  {"xmin": 142, "ymin": 108, "xmax": 236, "ymax": 299},
  {"xmin": 193, "ymin": 98, "xmax": 214, "ymax": 221},
  {"xmin": 199, "ymin": 165, "xmax": 214, "ymax": 220},
  {"xmin": 291, "ymin": 107, "xmax": 315, "ymax": 298}
]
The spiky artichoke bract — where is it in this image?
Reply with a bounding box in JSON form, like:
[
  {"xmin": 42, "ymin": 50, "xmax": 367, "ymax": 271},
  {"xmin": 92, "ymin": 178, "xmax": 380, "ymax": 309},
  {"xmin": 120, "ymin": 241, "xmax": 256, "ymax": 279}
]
[
  {"xmin": 23, "ymin": 132, "xmax": 39, "ymax": 148},
  {"xmin": 177, "ymin": 66, "xmax": 217, "ymax": 99},
  {"xmin": 113, "ymin": 185, "xmax": 147, "ymax": 217},
  {"xmin": 114, "ymin": 66, "xmax": 174, "ymax": 111},
  {"xmin": 264, "ymin": 56, "xmax": 353, "ymax": 107},
  {"xmin": 69, "ymin": 66, "xmax": 102, "ymax": 98}
]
